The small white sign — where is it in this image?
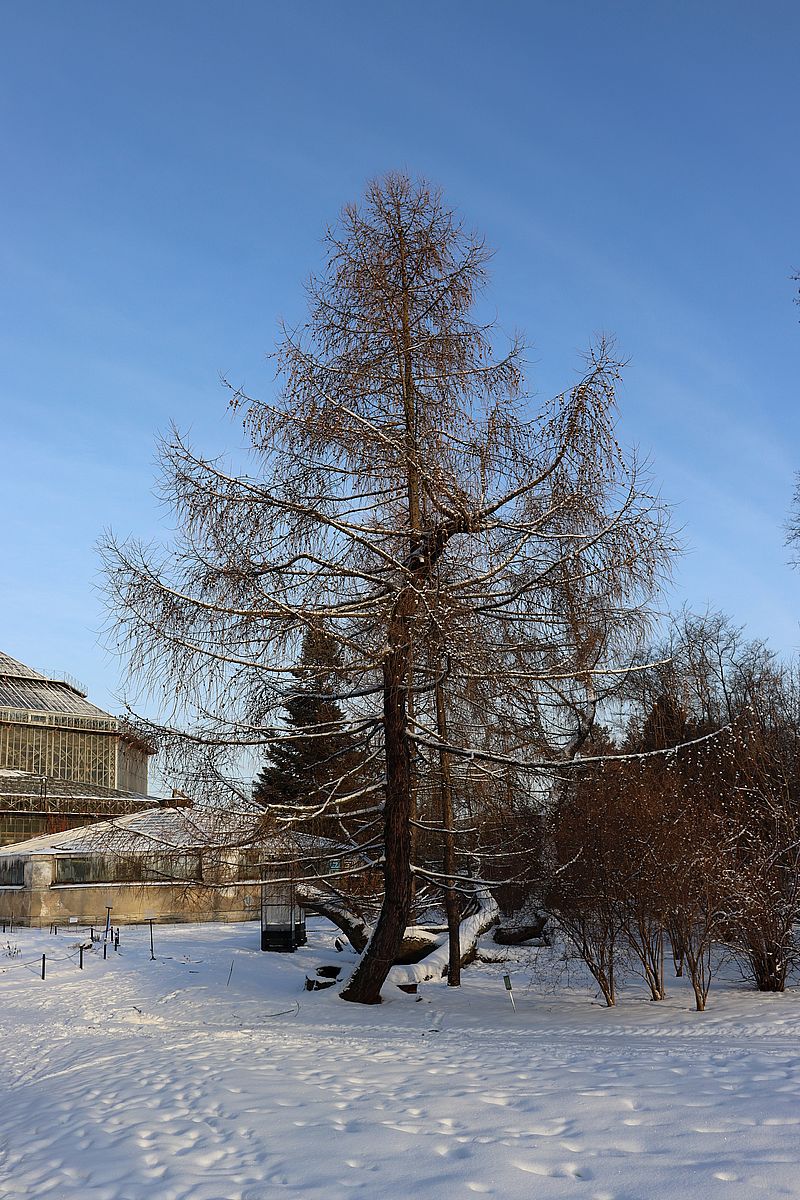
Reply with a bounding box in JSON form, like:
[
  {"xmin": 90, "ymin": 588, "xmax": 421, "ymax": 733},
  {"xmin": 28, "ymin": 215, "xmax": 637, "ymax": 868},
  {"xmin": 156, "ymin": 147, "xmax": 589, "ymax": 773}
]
[{"xmin": 68, "ymin": 917, "xmax": 78, "ymax": 925}]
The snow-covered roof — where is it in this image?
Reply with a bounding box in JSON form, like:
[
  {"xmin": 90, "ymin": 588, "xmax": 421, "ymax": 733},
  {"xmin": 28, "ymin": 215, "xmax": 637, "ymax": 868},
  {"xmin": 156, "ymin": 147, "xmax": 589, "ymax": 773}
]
[
  {"xmin": 0, "ymin": 652, "xmax": 50, "ymax": 681},
  {"xmin": 0, "ymin": 650, "xmax": 112, "ymax": 720},
  {"xmin": 0, "ymin": 805, "xmax": 261, "ymax": 858},
  {"xmin": 0, "ymin": 680, "xmax": 111, "ymax": 720},
  {"xmin": 0, "ymin": 768, "xmax": 155, "ymax": 808}
]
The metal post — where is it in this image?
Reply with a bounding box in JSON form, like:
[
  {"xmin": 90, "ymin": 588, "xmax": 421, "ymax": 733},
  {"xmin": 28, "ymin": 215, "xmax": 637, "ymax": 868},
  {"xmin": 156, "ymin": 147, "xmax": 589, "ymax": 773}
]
[
  {"xmin": 149, "ymin": 918, "xmax": 155, "ymax": 961},
  {"xmin": 41, "ymin": 954, "xmax": 46, "ymax": 980},
  {"xmin": 103, "ymin": 942, "xmax": 107, "ymax": 960},
  {"xmin": 79, "ymin": 946, "xmax": 84, "ymax": 970},
  {"xmin": 105, "ymin": 906, "xmax": 112, "ymax": 942}
]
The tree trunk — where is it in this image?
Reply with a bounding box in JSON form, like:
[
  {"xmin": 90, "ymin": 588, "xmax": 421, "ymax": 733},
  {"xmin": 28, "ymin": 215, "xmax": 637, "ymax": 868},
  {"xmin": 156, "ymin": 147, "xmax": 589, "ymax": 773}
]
[
  {"xmin": 436, "ymin": 677, "xmax": 461, "ymax": 986},
  {"xmin": 340, "ymin": 617, "xmax": 414, "ymax": 1003},
  {"xmin": 398, "ymin": 226, "xmax": 421, "ymax": 903},
  {"xmin": 668, "ymin": 920, "xmax": 685, "ymax": 976}
]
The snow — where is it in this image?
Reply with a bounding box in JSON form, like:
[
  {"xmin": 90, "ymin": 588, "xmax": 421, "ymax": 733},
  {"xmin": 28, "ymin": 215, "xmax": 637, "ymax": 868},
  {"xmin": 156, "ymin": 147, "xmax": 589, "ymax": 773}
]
[{"xmin": 3, "ymin": 921, "xmax": 800, "ymax": 1198}]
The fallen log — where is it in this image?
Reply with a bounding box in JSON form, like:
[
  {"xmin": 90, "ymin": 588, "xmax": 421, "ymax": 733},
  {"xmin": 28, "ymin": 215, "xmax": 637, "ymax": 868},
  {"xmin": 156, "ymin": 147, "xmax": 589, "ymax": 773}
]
[{"xmin": 385, "ymin": 887, "xmax": 499, "ymax": 990}]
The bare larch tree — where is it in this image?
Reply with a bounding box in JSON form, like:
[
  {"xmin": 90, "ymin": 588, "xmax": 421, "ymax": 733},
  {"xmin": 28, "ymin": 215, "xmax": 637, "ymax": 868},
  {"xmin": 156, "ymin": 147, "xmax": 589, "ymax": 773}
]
[{"xmin": 103, "ymin": 172, "xmax": 672, "ymax": 1004}]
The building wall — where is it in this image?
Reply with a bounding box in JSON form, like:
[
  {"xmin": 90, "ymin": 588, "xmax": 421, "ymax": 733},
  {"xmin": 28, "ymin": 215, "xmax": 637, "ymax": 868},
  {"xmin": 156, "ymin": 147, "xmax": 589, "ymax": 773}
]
[
  {"xmin": 0, "ymin": 855, "xmax": 259, "ymax": 926},
  {"xmin": 116, "ymin": 741, "xmax": 149, "ymax": 794}
]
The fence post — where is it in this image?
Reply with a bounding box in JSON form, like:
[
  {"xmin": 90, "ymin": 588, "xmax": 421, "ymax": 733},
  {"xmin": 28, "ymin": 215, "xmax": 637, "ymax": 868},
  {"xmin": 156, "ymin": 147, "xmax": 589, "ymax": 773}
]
[
  {"xmin": 41, "ymin": 954, "xmax": 46, "ymax": 980},
  {"xmin": 79, "ymin": 946, "xmax": 84, "ymax": 970},
  {"xmin": 103, "ymin": 942, "xmax": 107, "ymax": 960}
]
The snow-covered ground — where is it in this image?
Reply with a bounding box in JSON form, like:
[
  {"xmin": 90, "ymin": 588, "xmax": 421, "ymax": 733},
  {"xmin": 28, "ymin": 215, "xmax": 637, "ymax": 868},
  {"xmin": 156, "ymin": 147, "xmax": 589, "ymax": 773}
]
[{"xmin": 3, "ymin": 920, "xmax": 800, "ymax": 1199}]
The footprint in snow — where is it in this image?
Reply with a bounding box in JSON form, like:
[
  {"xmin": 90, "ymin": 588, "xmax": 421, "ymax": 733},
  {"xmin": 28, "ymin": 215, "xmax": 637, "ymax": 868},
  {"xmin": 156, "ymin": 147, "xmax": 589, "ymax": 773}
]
[
  {"xmin": 513, "ymin": 1159, "xmax": 593, "ymax": 1179},
  {"xmin": 434, "ymin": 1143, "xmax": 472, "ymax": 1159}
]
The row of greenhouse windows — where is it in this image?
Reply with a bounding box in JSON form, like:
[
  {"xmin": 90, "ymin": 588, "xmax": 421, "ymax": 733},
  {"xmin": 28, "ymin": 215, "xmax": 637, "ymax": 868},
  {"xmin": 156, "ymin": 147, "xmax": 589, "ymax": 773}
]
[
  {"xmin": 0, "ymin": 708, "xmax": 118, "ymax": 732},
  {"xmin": 55, "ymin": 853, "xmax": 203, "ymax": 885},
  {"xmin": 0, "ymin": 724, "xmax": 116, "ymax": 788}
]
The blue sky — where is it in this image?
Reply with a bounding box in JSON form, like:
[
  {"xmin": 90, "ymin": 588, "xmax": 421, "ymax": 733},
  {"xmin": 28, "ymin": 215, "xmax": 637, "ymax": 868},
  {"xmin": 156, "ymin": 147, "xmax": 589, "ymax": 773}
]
[{"xmin": 1, "ymin": 2, "xmax": 798, "ymax": 713}]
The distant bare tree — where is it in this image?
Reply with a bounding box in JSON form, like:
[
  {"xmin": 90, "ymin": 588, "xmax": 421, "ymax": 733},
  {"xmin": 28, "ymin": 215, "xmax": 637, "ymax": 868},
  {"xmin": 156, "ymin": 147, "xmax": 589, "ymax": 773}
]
[
  {"xmin": 717, "ymin": 671, "xmax": 800, "ymax": 993},
  {"xmin": 559, "ymin": 617, "xmax": 800, "ymax": 1009},
  {"xmin": 547, "ymin": 774, "xmax": 625, "ymax": 1006},
  {"xmin": 102, "ymin": 172, "xmax": 672, "ymax": 1004}
]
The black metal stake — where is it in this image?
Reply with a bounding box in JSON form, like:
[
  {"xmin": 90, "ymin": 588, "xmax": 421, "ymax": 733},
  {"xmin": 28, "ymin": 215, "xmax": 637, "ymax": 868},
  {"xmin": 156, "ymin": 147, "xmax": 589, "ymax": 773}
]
[
  {"xmin": 79, "ymin": 946, "xmax": 84, "ymax": 970},
  {"xmin": 41, "ymin": 954, "xmax": 46, "ymax": 980},
  {"xmin": 114, "ymin": 929, "xmax": 119, "ymax": 952},
  {"xmin": 149, "ymin": 919, "xmax": 155, "ymax": 961},
  {"xmin": 103, "ymin": 942, "xmax": 107, "ymax": 960}
]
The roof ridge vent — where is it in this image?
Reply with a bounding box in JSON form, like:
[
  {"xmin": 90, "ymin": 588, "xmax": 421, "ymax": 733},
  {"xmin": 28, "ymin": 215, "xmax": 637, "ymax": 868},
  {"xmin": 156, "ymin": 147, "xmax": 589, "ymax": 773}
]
[{"xmin": 39, "ymin": 670, "xmax": 88, "ymax": 698}]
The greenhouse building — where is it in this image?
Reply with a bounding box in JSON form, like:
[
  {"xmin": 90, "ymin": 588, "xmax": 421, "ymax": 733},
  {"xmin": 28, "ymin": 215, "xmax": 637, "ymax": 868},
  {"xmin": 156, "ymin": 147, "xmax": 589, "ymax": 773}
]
[
  {"xmin": 0, "ymin": 651, "xmax": 155, "ymax": 845},
  {"xmin": 0, "ymin": 804, "xmax": 262, "ymax": 927}
]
